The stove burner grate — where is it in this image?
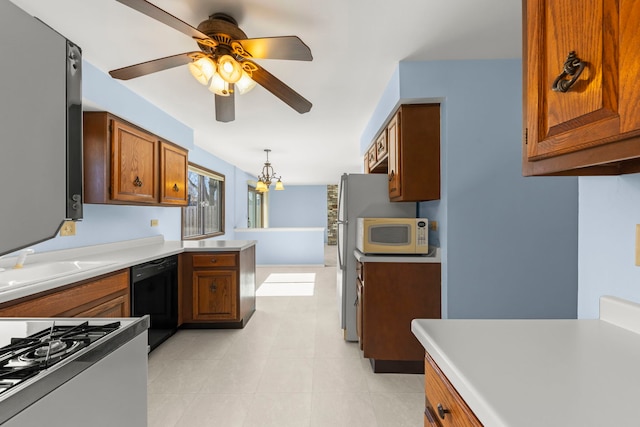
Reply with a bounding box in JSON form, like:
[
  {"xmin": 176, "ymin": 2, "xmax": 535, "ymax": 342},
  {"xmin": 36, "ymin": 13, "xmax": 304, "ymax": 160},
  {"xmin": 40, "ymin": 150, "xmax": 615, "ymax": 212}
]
[{"xmin": 0, "ymin": 321, "xmax": 120, "ymax": 395}]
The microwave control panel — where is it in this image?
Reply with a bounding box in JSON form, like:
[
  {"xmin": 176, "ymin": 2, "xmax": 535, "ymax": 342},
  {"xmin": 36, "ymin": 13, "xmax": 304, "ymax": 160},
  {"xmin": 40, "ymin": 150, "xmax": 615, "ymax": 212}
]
[{"xmin": 416, "ymin": 220, "xmax": 428, "ymax": 249}]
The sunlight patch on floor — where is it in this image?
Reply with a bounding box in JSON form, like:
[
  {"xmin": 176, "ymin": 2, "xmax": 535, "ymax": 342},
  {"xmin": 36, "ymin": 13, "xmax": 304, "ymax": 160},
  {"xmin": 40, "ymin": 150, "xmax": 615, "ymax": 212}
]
[{"xmin": 257, "ymin": 273, "xmax": 316, "ymax": 296}]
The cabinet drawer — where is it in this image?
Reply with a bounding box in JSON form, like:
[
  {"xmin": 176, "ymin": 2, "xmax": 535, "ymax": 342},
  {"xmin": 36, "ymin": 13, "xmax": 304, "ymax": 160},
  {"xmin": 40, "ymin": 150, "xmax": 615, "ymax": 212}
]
[
  {"xmin": 192, "ymin": 253, "xmax": 237, "ymax": 268},
  {"xmin": 424, "ymin": 354, "xmax": 482, "ymax": 427}
]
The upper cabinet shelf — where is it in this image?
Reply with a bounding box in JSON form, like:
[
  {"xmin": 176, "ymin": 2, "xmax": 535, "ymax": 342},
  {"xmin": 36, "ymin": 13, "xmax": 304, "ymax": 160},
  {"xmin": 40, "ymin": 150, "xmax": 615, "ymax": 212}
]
[
  {"xmin": 365, "ymin": 104, "xmax": 440, "ymax": 202},
  {"xmin": 523, "ymin": 0, "xmax": 640, "ymax": 176},
  {"xmin": 83, "ymin": 112, "xmax": 188, "ymax": 206}
]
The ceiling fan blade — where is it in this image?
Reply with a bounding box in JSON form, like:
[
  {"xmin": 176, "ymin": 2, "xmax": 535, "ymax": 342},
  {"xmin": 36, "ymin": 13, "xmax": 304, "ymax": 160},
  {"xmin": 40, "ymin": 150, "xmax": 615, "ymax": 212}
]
[
  {"xmin": 215, "ymin": 90, "xmax": 235, "ymax": 123},
  {"xmin": 109, "ymin": 52, "xmax": 199, "ymax": 80},
  {"xmin": 238, "ymin": 36, "xmax": 312, "ymax": 61},
  {"xmin": 248, "ymin": 62, "xmax": 312, "ymax": 114},
  {"xmin": 116, "ymin": 0, "xmax": 211, "ymax": 41}
]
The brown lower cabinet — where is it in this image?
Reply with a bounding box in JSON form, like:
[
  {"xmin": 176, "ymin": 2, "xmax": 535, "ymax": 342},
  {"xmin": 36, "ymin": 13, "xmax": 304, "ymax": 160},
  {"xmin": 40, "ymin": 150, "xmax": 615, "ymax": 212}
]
[
  {"xmin": 180, "ymin": 247, "xmax": 256, "ymax": 328},
  {"xmin": 0, "ymin": 270, "xmax": 130, "ymax": 318},
  {"xmin": 357, "ymin": 261, "xmax": 441, "ymax": 373},
  {"xmin": 424, "ymin": 353, "xmax": 483, "ymax": 427}
]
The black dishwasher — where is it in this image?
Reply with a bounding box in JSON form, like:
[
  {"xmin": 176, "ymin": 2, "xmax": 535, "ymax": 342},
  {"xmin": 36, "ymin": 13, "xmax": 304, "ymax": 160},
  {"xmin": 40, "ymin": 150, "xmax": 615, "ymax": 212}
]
[{"xmin": 131, "ymin": 255, "xmax": 178, "ymax": 351}]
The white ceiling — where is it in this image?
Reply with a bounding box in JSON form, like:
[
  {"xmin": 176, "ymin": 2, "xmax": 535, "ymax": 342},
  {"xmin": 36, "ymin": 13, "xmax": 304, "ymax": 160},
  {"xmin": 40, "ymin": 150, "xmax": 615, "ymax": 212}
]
[{"xmin": 10, "ymin": 0, "xmax": 522, "ymax": 185}]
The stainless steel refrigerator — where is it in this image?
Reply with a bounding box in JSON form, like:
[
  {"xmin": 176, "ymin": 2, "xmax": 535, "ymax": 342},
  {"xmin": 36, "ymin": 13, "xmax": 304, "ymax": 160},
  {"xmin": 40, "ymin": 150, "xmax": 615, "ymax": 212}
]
[{"xmin": 336, "ymin": 173, "xmax": 416, "ymax": 341}]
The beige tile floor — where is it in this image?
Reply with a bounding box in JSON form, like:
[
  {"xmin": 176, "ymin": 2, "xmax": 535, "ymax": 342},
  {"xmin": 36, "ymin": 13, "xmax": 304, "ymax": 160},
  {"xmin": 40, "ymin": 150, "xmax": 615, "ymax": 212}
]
[{"xmin": 147, "ymin": 246, "xmax": 425, "ymax": 426}]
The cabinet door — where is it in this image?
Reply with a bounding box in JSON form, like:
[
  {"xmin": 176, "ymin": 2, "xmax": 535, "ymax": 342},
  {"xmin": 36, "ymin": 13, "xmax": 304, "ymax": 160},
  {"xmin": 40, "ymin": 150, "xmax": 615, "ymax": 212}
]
[
  {"xmin": 74, "ymin": 294, "xmax": 129, "ymax": 318},
  {"xmin": 387, "ymin": 111, "xmax": 401, "ymax": 199},
  {"xmin": 375, "ymin": 130, "xmax": 388, "ymax": 160},
  {"xmin": 523, "ymin": 0, "xmax": 640, "ymax": 175},
  {"xmin": 525, "ymin": 0, "xmax": 619, "ymax": 161},
  {"xmin": 160, "ymin": 140, "xmax": 188, "ymax": 205},
  {"xmin": 111, "ymin": 119, "xmax": 158, "ymax": 203},
  {"xmin": 192, "ymin": 270, "xmax": 238, "ymax": 321}
]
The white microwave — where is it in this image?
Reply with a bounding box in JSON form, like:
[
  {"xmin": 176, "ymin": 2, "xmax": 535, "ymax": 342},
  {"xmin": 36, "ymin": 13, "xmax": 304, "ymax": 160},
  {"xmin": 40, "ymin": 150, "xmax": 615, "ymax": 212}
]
[{"xmin": 356, "ymin": 218, "xmax": 429, "ymax": 254}]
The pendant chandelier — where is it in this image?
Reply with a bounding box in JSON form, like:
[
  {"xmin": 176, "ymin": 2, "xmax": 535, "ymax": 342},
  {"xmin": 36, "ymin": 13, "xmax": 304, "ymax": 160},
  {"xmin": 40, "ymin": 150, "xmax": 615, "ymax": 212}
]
[{"xmin": 255, "ymin": 149, "xmax": 284, "ymax": 192}]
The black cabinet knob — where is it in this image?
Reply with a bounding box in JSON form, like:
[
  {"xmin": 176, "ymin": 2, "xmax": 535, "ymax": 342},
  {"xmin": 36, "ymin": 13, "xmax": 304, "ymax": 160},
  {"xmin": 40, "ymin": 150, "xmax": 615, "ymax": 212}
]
[{"xmin": 437, "ymin": 403, "xmax": 450, "ymax": 419}]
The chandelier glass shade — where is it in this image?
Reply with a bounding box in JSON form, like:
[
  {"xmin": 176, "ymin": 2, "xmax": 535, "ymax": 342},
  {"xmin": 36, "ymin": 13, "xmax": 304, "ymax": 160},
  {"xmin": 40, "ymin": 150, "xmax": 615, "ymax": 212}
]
[
  {"xmin": 256, "ymin": 149, "xmax": 284, "ymax": 192},
  {"xmin": 189, "ymin": 54, "xmax": 256, "ymax": 96}
]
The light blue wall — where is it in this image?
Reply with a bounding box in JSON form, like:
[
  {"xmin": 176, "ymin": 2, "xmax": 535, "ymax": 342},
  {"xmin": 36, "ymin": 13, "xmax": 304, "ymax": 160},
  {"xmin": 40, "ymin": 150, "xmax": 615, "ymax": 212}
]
[
  {"xmin": 268, "ymin": 185, "xmax": 328, "ymax": 241},
  {"xmin": 26, "ymin": 61, "xmax": 251, "ymax": 254},
  {"xmin": 235, "ymin": 228, "xmax": 325, "ymax": 265},
  {"xmin": 363, "ymin": 59, "xmax": 579, "ymax": 319},
  {"xmin": 578, "ymin": 174, "xmax": 640, "ymax": 318}
]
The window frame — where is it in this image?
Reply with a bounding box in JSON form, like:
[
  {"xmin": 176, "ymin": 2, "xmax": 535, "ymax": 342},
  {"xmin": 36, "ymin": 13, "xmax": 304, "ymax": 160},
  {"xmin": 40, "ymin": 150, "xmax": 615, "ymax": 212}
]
[
  {"xmin": 247, "ymin": 185, "xmax": 264, "ymax": 228},
  {"xmin": 181, "ymin": 162, "xmax": 225, "ymax": 240}
]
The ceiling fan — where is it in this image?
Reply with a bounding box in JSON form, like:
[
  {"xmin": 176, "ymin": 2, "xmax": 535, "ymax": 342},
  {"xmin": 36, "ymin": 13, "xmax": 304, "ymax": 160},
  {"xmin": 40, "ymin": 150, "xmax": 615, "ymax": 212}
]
[{"xmin": 109, "ymin": 0, "xmax": 313, "ymax": 122}]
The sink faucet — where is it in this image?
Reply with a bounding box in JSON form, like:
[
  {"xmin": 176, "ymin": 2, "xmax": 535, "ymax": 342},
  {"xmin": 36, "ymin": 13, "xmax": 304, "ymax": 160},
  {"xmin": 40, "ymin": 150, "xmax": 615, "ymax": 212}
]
[{"xmin": 13, "ymin": 249, "xmax": 35, "ymax": 269}]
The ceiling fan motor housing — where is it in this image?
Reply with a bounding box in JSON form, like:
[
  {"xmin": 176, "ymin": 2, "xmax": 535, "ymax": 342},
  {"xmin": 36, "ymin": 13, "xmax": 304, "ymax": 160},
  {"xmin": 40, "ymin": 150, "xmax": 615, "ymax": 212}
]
[{"xmin": 197, "ymin": 13, "xmax": 247, "ymax": 53}]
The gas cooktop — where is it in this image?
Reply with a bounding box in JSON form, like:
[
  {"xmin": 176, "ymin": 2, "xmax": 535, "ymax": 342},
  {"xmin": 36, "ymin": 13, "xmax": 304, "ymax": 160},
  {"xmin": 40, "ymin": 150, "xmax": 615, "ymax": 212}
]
[{"xmin": 0, "ymin": 320, "xmax": 123, "ymax": 395}]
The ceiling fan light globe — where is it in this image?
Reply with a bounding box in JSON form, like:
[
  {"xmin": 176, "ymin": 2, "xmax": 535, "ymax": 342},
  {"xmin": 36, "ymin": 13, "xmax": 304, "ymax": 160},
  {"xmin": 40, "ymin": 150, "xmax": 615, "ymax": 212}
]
[
  {"xmin": 208, "ymin": 72, "xmax": 232, "ymax": 96},
  {"xmin": 236, "ymin": 71, "xmax": 257, "ymax": 95},
  {"xmin": 188, "ymin": 57, "xmax": 216, "ymax": 85},
  {"xmin": 217, "ymin": 55, "xmax": 243, "ymax": 83}
]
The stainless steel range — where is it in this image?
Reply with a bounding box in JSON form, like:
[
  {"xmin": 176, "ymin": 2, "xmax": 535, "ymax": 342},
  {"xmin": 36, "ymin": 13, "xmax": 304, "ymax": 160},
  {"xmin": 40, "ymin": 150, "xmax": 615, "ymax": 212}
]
[
  {"xmin": 0, "ymin": 318, "xmax": 149, "ymax": 427},
  {"xmin": 0, "ymin": 321, "xmax": 121, "ymax": 395}
]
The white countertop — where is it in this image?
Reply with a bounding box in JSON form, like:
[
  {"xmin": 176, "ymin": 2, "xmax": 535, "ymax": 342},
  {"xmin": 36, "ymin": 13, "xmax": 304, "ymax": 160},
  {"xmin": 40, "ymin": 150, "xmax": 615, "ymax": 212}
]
[
  {"xmin": 353, "ymin": 246, "xmax": 441, "ymax": 263},
  {"xmin": 411, "ymin": 296, "xmax": 640, "ymax": 427},
  {"xmin": 0, "ymin": 237, "xmax": 256, "ymax": 305}
]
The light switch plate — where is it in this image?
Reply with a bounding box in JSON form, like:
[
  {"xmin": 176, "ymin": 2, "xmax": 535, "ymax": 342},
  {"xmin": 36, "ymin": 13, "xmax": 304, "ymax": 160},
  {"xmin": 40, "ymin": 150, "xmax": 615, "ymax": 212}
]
[
  {"xmin": 150, "ymin": 219, "xmax": 159, "ymax": 227},
  {"xmin": 636, "ymin": 225, "xmax": 640, "ymax": 266}
]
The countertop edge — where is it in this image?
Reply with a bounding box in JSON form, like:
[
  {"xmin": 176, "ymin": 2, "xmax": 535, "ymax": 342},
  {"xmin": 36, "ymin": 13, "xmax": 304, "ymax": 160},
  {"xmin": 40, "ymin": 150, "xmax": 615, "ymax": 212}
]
[
  {"xmin": 0, "ymin": 239, "xmax": 257, "ymax": 304},
  {"xmin": 353, "ymin": 246, "xmax": 441, "ymax": 263}
]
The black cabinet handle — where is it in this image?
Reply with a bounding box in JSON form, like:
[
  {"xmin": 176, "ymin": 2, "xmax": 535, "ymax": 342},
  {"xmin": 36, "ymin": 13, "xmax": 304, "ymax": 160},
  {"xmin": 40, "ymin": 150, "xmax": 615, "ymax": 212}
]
[
  {"xmin": 437, "ymin": 403, "xmax": 450, "ymax": 419},
  {"xmin": 173, "ymin": 183, "xmax": 179, "ymax": 192},
  {"xmin": 210, "ymin": 283, "xmax": 217, "ymax": 292},
  {"xmin": 133, "ymin": 176, "xmax": 143, "ymax": 187},
  {"xmin": 552, "ymin": 51, "xmax": 585, "ymax": 93},
  {"xmin": 210, "ymin": 258, "xmax": 217, "ymax": 263},
  {"xmin": 424, "ymin": 406, "xmax": 438, "ymax": 423}
]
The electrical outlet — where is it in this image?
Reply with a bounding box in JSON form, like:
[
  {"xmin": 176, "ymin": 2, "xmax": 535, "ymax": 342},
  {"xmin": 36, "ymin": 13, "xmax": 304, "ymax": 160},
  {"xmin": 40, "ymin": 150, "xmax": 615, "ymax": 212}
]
[
  {"xmin": 150, "ymin": 219, "xmax": 159, "ymax": 227},
  {"xmin": 59, "ymin": 221, "xmax": 76, "ymax": 237},
  {"xmin": 636, "ymin": 225, "xmax": 640, "ymax": 266},
  {"xmin": 429, "ymin": 220, "xmax": 438, "ymax": 231}
]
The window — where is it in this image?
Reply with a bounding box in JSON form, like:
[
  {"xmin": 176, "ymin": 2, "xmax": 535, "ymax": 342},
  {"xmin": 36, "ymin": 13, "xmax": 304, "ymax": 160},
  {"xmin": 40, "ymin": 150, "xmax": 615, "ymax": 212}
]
[
  {"xmin": 182, "ymin": 163, "xmax": 224, "ymax": 239},
  {"xmin": 247, "ymin": 186, "xmax": 264, "ymax": 228}
]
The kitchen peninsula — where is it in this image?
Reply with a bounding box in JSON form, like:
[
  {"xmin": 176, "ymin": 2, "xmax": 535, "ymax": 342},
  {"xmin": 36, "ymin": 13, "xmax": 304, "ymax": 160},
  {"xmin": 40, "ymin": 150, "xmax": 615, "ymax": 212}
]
[
  {"xmin": 412, "ymin": 296, "xmax": 640, "ymax": 426},
  {"xmin": 0, "ymin": 237, "xmax": 257, "ymax": 323}
]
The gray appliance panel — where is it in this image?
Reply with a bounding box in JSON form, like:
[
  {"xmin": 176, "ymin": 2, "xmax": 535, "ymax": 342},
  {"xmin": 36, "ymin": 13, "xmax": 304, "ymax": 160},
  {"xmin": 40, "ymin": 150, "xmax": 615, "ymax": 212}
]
[{"xmin": 0, "ymin": 1, "xmax": 69, "ymax": 255}]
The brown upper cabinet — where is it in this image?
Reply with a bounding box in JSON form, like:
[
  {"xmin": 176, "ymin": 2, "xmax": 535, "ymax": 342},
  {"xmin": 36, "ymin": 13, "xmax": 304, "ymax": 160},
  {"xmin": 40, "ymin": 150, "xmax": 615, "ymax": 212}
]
[
  {"xmin": 83, "ymin": 112, "xmax": 188, "ymax": 206},
  {"xmin": 523, "ymin": 0, "xmax": 640, "ymax": 176},
  {"xmin": 365, "ymin": 104, "xmax": 440, "ymax": 202}
]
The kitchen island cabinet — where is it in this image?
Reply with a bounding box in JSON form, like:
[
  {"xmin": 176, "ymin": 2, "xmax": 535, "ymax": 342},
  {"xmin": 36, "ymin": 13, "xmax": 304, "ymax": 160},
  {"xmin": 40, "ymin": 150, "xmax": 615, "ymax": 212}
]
[
  {"xmin": 523, "ymin": 0, "xmax": 640, "ymax": 176},
  {"xmin": 83, "ymin": 111, "xmax": 188, "ymax": 206},
  {"xmin": 412, "ymin": 296, "xmax": 640, "ymax": 427},
  {"xmin": 355, "ymin": 250, "xmax": 441, "ymax": 373},
  {"xmin": 181, "ymin": 245, "xmax": 256, "ymax": 328},
  {"xmin": 0, "ymin": 269, "xmax": 130, "ymax": 318}
]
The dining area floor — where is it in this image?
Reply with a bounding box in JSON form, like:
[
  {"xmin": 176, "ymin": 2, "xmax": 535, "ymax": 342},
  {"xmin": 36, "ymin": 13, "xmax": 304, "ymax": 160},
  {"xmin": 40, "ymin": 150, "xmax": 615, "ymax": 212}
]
[{"xmin": 147, "ymin": 246, "xmax": 425, "ymax": 426}]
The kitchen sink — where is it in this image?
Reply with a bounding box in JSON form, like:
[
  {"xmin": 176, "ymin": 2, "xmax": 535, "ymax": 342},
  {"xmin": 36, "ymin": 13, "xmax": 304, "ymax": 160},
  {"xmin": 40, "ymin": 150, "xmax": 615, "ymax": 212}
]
[{"xmin": 0, "ymin": 261, "xmax": 115, "ymax": 289}]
